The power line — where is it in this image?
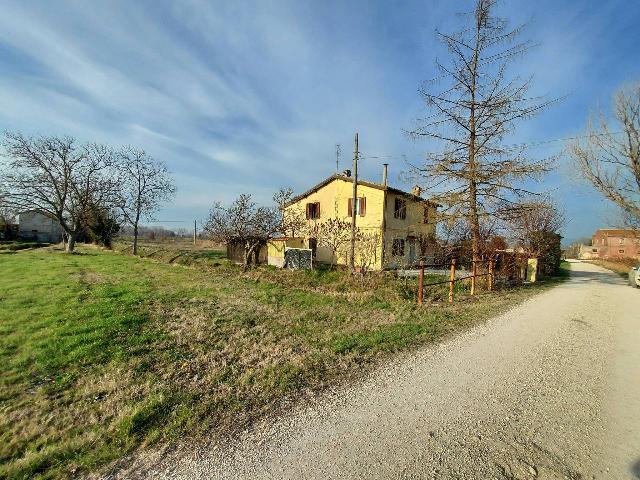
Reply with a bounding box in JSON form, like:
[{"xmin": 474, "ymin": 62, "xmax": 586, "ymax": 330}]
[{"xmin": 362, "ymin": 130, "xmax": 627, "ymax": 164}]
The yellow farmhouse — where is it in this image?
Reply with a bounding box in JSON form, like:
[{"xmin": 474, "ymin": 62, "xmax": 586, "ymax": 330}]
[{"xmin": 283, "ymin": 172, "xmax": 438, "ymax": 270}]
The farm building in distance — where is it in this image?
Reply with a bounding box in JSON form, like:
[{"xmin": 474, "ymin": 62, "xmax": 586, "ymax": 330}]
[
  {"xmin": 579, "ymin": 228, "xmax": 640, "ymax": 260},
  {"xmin": 17, "ymin": 211, "xmax": 63, "ymax": 243},
  {"xmin": 283, "ymin": 169, "xmax": 438, "ymax": 270}
]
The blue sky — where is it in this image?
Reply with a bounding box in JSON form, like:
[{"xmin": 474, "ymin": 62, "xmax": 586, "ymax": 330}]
[{"xmin": 1, "ymin": 0, "xmax": 639, "ymax": 242}]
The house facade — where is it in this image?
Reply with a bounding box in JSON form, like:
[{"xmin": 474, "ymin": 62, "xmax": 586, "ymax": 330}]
[
  {"xmin": 17, "ymin": 211, "xmax": 64, "ymax": 243},
  {"xmin": 579, "ymin": 228, "xmax": 640, "ymax": 260},
  {"xmin": 284, "ymin": 173, "xmax": 437, "ymax": 270}
]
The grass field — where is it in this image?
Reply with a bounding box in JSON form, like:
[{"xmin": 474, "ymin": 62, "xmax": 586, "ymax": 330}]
[{"xmin": 0, "ymin": 245, "xmax": 568, "ymax": 479}]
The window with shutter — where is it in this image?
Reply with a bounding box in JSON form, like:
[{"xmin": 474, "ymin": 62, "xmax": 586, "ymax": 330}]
[
  {"xmin": 306, "ymin": 202, "xmax": 320, "ymax": 219},
  {"xmin": 394, "ymin": 198, "xmax": 406, "ymax": 219},
  {"xmin": 347, "ymin": 197, "xmax": 366, "ymax": 216}
]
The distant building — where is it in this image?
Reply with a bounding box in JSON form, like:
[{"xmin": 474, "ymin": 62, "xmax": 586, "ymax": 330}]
[
  {"xmin": 579, "ymin": 228, "xmax": 640, "ymax": 260},
  {"xmin": 17, "ymin": 211, "xmax": 64, "ymax": 243}
]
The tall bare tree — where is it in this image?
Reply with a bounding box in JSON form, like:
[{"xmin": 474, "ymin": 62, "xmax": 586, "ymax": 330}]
[
  {"xmin": 203, "ymin": 193, "xmax": 280, "ymax": 272},
  {"xmin": 0, "ymin": 133, "xmax": 119, "ymax": 252},
  {"xmin": 568, "ymin": 82, "xmax": 640, "ymax": 226},
  {"xmin": 409, "ymin": 0, "xmax": 557, "ymax": 264},
  {"xmin": 116, "ymin": 147, "xmax": 176, "ymax": 255}
]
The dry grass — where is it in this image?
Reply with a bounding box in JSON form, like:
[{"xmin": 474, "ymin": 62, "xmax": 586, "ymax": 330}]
[
  {"xmin": 0, "ymin": 245, "xmax": 568, "ymax": 479},
  {"xmin": 584, "ymin": 258, "xmax": 637, "ymax": 277}
]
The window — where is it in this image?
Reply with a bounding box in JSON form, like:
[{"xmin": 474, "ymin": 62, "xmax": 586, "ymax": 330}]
[
  {"xmin": 619, "ymin": 249, "xmax": 625, "ymax": 254},
  {"xmin": 392, "ymin": 238, "xmax": 405, "ymax": 257},
  {"xmin": 347, "ymin": 197, "xmax": 366, "ymax": 217},
  {"xmin": 592, "ymin": 248, "xmax": 598, "ymax": 253},
  {"xmin": 394, "ymin": 198, "xmax": 406, "ymax": 220},
  {"xmin": 423, "ymin": 206, "xmax": 430, "ymax": 224},
  {"xmin": 305, "ymin": 202, "xmax": 320, "ymax": 219}
]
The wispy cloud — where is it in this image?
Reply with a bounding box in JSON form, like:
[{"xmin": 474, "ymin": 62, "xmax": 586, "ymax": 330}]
[{"xmin": 1, "ymin": 0, "xmax": 639, "ymax": 239}]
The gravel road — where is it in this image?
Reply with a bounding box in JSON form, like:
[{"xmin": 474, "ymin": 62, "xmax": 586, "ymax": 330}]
[{"xmin": 118, "ymin": 261, "xmax": 640, "ymax": 480}]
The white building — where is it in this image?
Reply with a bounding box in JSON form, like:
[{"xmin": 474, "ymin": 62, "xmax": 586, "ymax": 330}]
[{"xmin": 18, "ymin": 211, "xmax": 64, "ymax": 243}]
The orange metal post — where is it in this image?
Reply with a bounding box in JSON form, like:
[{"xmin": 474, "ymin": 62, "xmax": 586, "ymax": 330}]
[
  {"xmin": 417, "ymin": 261, "xmax": 424, "ymax": 306},
  {"xmin": 448, "ymin": 259, "xmax": 456, "ymax": 303},
  {"xmin": 471, "ymin": 261, "xmax": 477, "ymax": 296},
  {"xmin": 488, "ymin": 259, "xmax": 494, "ymax": 291}
]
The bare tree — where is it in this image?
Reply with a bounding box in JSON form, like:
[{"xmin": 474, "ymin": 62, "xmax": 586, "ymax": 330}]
[
  {"xmin": 409, "ymin": 0, "xmax": 557, "ymax": 265},
  {"xmin": 0, "ymin": 132, "xmax": 119, "ymax": 252},
  {"xmin": 568, "ymin": 82, "xmax": 640, "ymax": 226},
  {"xmin": 313, "ymin": 218, "xmax": 352, "ymax": 268},
  {"xmin": 506, "ymin": 198, "xmax": 565, "ymax": 274},
  {"xmin": 355, "ymin": 230, "xmax": 380, "ymax": 277},
  {"xmin": 203, "ymin": 194, "xmax": 280, "ymax": 272},
  {"xmin": 116, "ymin": 146, "xmax": 176, "ymax": 255},
  {"xmin": 273, "ymin": 187, "xmax": 307, "ymax": 237}
]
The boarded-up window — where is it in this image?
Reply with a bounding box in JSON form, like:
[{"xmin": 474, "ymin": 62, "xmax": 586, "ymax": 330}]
[
  {"xmin": 306, "ymin": 202, "xmax": 320, "ymax": 219},
  {"xmin": 392, "ymin": 238, "xmax": 405, "ymax": 256},
  {"xmin": 394, "ymin": 198, "xmax": 406, "ymax": 220},
  {"xmin": 347, "ymin": 197, "xmax": 366, "ymax": 217},
  {"xmin": 423, "ymin": 205, "xmax": 430, "ymax": 224}
]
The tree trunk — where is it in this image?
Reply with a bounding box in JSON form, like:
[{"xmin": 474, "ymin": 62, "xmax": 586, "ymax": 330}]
[
  {"xmin": 66, "ymin": 233, "xmax": 76, "ymax": 253},
  {"xmin": 132, "ymin": 224, "xmax": 139, "ymax": 255},
  {"xmin": 468, "ymin": 23, "xmax": 481, "ymax": 265},
  {"xmin": 243, "ymin": 242, "xmax": 255, "ymax": 272}
]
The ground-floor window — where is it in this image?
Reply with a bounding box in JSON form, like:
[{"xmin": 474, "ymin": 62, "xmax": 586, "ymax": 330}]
[{"xmin": 392, "ymin": 238, "xmax": 405, "ymax": 257}]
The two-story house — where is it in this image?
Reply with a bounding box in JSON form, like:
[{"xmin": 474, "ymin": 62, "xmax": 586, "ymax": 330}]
[
  {"xmin": 580, "ymin": 228, "xmax": 640, "ymax": 260},
  {"xmin": 283, "ymin": 171, "xmax": 437, "ymax": 270}
]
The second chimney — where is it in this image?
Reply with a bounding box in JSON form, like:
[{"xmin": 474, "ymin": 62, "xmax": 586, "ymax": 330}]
[{"xmin": 382, "ymin": 163, "xmax": 388, "ymax": 187}]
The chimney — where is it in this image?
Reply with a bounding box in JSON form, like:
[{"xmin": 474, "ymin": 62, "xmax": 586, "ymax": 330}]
[
  {"xmin": 382, "ymin": 163, "xmax": 388, "ymax": 187},
  {"xmin": 412, "ymin": 185, "xmax": 422, "ymax": 197}
]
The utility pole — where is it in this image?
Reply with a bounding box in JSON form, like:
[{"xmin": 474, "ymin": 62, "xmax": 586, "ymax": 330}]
[
  {"xmin": 350, "ymin": 133, "xmax": 358, "ymax": 273},
  {"xmin": 335, "ymin": 144, "xmax": 341, "ymax": 173},
  {"xmin": 193, "ymin": 219, "xmax": 197, "ymax": 246}
]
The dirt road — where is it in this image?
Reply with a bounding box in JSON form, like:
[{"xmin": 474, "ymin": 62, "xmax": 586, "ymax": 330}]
[{"xmin": 123, "ymin": 261, "xmax": 640, "ymax": 479}]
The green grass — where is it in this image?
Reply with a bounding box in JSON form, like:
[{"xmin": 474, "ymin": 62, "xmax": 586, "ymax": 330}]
[{"xmin": 0, "ymin": 246, "xmax": 566, "ymax": 479}]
